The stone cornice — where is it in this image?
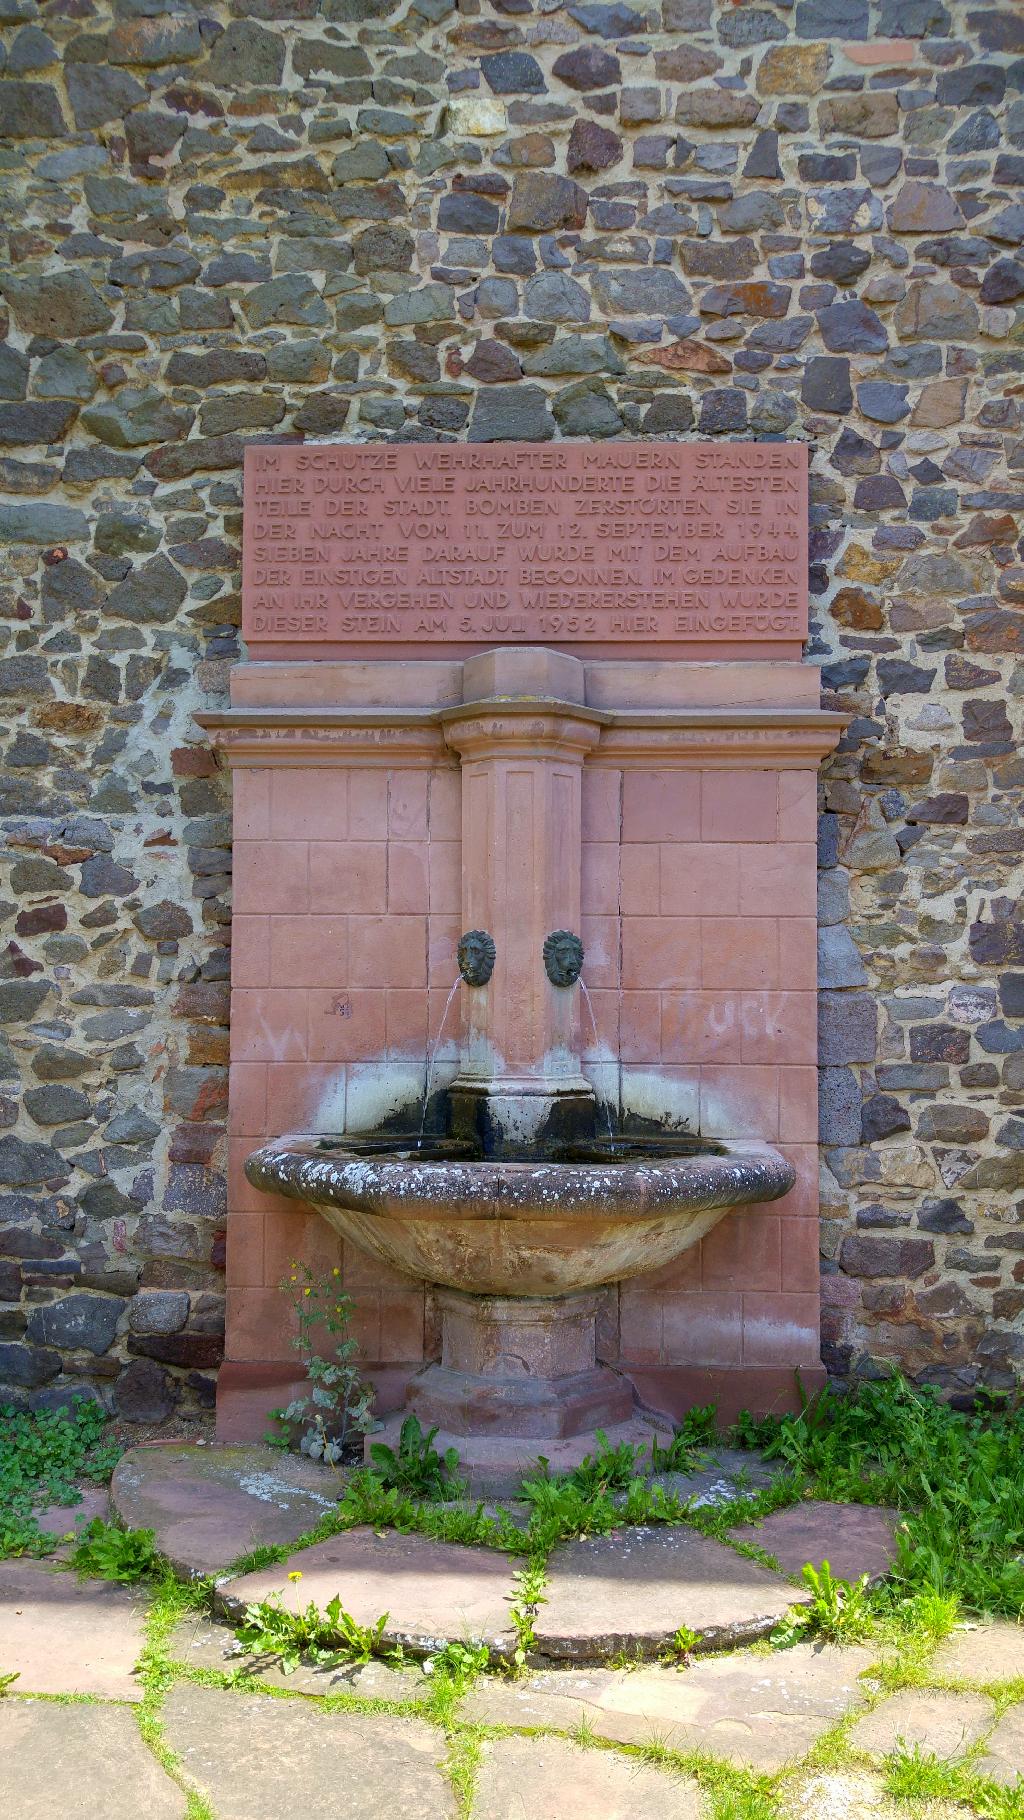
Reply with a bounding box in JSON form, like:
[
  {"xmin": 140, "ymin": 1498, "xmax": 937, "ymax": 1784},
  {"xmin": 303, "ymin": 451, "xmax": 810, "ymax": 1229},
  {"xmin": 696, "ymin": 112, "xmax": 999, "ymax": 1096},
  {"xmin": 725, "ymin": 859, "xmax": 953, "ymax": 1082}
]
[{"xmin": 197, "ymin": 702, "xmax": 847, "ymax": 769}]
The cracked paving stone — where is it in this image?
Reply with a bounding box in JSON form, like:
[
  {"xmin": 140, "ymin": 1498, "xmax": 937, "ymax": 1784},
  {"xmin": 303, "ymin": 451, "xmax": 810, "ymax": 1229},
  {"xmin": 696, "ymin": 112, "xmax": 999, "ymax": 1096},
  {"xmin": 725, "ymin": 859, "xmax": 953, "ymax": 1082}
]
[
  {"xmin": 536, "ymin": 1525, "xmax": 798, "ymax": 1660},
  {"xmin": 216, "ymin": 1526, "xmax": 516, "ymax": 1655},
  {"xmin": 730, "ymin": 1502, "xmax": 900, "ymax": 1583},
  {"xmin": 461, "ymin": 1642, "xmax": 879, "ymax": 1770},
  {"xmin": 0, "ymin": 1701, "xmax": 185, "ymax": 1819},
  {"xmin": 162, "ymin": 1683, "xmax": 455, "ymax": 1819},
  {"xmin": 0, "ymin": 1558, "xmax": 147, "ymax": 1700},
  {"xmin": 110, "ymin": 1443, "xmax": 340, "ymax": 1576},
  {"xmin": 474, "ymin": 1732, "xmax": 702, "ymax": 1820},
  {"xmin": 978, "ymin": 1704, "xmax": 1024, "ymax": 1785},
  {"xmin": 848, "ymin": 1688, "xmax": 994, "ymax": 1759}
]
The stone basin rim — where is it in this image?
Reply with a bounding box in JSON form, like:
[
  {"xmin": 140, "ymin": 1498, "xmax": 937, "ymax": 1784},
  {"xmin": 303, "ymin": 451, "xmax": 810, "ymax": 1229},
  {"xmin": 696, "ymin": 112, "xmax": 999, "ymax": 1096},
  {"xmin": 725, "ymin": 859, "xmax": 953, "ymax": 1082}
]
[{"xmin": 244, "ymin": 1134, "xmax": 796, "ymax": 1221}]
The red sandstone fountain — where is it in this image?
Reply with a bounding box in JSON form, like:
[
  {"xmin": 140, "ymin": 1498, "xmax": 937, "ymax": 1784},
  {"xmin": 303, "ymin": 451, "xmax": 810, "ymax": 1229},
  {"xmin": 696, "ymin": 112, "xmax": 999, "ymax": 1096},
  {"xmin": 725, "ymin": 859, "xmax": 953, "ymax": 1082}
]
[{"xmin": 203, "ymin": 441, "xmax": 844, "ymax": 1487}]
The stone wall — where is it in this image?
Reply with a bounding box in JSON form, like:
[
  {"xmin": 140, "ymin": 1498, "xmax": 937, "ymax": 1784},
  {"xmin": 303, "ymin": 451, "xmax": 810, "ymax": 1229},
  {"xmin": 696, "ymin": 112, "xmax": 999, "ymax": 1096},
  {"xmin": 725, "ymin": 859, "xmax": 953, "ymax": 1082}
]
[{"xmin": 1, "ymin": 0, "xmax": 1022, "ymax": 1419}]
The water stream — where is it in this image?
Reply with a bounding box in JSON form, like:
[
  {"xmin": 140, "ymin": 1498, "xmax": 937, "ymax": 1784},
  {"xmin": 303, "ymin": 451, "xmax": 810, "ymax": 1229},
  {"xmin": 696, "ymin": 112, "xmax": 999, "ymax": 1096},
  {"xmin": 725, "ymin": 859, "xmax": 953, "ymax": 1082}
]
[
  {"xmin": 418, "ymin": 975, "xmax": 462, "ymax": 1149},
  {"xmin": 579, "ymin": 977, "xmax": 616, "ymax": 1144}
]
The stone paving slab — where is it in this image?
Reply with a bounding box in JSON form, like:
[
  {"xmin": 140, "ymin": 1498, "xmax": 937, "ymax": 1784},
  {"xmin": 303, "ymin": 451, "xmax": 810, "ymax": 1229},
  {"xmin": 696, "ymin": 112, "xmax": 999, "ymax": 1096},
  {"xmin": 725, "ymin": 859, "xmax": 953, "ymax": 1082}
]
[
  {"xmin": 163, "ymin": 1682, "xmax": 455, "ymax": 1819},
  {"xmin": 977, "ymin": 1705, "xmax": 1024, "ymax": 1787},
  {"xmin": 0, "ymin": 1558, "xmax": 147, "ymax": 1701},
  {"xmin": 730, "ymin": 1502, "xmax": 900, "ymax": 1584},
  {"xmin": 111, "ymin": 1443, "xmax": 340, "ymax": 1576},
  {"xmin": 931, "ymin": 1623, "xmax": 1024, "ymax": 1686},
  {"xmin": 169, "ymin": 1611, "xmax": 432, "ymax": 1701},
  {"xmin": 536, "ymin": 1525, "xmax": 799, "ymax": 1661},
  {"xmin": 474, "ymin": 1731, "xmax": 701, "ymax": 1820},
  {"xmin": 0, "ymin": 1701, "xmax": 185, "ymax": 1819},
  {"xmin": 646, "ymin": 1446, "xmax": 783, "ymax": 1508},
  {"xmin": 217, "ymin": 1525, "xmax": 517, "ymax": 1656},
  {"xmin": 782, "ymin": 1768, "xmax": 958, "ymax": 1820},
  {"xmin": 33, "ymin": 1484, "xmax": 110, "ymax": 1542},
  {"xmin": 462, "ymin": 1642, "xmax": 878, "ymax": 1770},
  {"xmin": 848, "ymin": 1687, "xmax": 994, "ymax": 1760}
]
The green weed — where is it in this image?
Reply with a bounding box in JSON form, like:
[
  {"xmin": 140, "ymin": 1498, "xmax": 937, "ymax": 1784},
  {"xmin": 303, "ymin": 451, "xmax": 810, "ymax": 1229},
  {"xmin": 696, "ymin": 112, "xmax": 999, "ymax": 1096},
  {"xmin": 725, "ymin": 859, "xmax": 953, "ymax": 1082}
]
[
  {"xmin": 0, "ymin": 1399, "xmax": 121, "ymax": 1560},
  {"xmin": 267, "ymin": 1261, "xmax": 375, "ymax": 1465},
  {"xmin": 369, "ymin": 1414, "xmax": 463, "ymax": 1500},
  {"xmin": 235, "ymin": 1590, "xmax": 390, "ymax": 1673},
  {"xmin": 69, "ymin": 1519, "xmax": 160, "ymax": 1585},
  {"xmin": 772, "ymin": 1561, "xmax": 875, "ymax": 1648}
]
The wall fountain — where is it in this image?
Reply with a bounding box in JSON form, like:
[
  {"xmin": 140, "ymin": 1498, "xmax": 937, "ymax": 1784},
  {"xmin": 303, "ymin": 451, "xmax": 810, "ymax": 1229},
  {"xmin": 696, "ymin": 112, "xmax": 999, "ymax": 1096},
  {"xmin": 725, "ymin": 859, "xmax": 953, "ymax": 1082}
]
[{"xmin": 201, "ymin": 440, "xmax": 844, "ymax": 1488}]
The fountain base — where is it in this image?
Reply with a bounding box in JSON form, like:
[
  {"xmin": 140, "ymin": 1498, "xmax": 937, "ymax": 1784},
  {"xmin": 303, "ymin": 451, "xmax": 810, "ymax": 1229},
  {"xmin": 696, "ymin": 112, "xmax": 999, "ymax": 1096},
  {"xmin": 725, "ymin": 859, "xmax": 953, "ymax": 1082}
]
[{"xmin": 369, "ymin": 1287, "xmax": 671, "ymax": 1494}]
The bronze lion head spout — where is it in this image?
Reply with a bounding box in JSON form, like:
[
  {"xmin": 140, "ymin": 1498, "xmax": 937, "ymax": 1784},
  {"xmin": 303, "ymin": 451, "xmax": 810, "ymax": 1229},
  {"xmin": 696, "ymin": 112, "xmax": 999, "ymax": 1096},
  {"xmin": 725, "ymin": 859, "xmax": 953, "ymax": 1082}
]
[
  {"xmin": 543, "ymin": 929, "xmax": 584, "ymax": 988},
  {"xmin": 457, "ymin": 928, "xmax": 496, "ymax": 987}
]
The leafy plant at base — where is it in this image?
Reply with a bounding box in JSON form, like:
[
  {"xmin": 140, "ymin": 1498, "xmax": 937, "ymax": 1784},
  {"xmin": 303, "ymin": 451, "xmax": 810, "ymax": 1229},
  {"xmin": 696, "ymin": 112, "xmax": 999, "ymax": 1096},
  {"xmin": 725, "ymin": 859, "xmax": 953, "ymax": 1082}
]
[
  {"xmin": 508, "ymin": 1560, "xmax": 547, "ymax": 1667},
  {"xmin": 733, "ymin": 1373, "xmax": 1024, "ymax": 1617},
  {"xmin": 562, "ymin": 1430, "xmax": 649, "ymax": 1496},
  {"xmin": 69, "ymin": 1518, "xmax": 160, "ymax": 1585},
  {"xmin": 235, "ymin": 1590, "xmax": 389, "ymax": 1673},
  {"xmin": 369, "ymin": 1414, "xmax": 462, "ymax": 1500},
  {"xmin": 422, "ymin": 1640, "xmax": 490, "ymax": 1687},
  {"xmin": 268, "ymin": 1262, "xmax": 375, "ymax": 1466},
  {"xmin": 650, "ymin": 1405, "xmax": 721, "ymax": 1473},
  {"xmin": 771, "ymin": 1559, "xmax": 874, "ymax": 1649},
  {"xmin": 0, "ymin": 1399, "xmax": 122, "ymax": 1560}
]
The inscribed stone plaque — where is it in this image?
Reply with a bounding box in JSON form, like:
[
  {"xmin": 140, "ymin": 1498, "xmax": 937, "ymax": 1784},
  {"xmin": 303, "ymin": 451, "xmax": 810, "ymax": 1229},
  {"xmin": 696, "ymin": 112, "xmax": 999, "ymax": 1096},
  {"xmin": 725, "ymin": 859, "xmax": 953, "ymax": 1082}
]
[{"xmin": 243, "ymin": 441, "xmax": 808, "ymax": 659}]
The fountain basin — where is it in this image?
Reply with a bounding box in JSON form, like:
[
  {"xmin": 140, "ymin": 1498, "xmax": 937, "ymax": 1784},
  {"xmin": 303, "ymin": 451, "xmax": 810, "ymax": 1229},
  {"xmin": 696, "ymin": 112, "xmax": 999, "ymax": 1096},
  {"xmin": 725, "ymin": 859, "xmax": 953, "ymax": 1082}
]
[{"xmin": 244, "ymin": 1133, "xmax": 796, "ymax": 1298}]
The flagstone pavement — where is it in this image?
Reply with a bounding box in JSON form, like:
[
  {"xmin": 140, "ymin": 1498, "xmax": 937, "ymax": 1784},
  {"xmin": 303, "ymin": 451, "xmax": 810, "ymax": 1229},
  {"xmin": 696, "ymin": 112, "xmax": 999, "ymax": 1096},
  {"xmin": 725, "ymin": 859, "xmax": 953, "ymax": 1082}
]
[{"xmin": 1, "ymin": 1552, "xmax": 1022, "ymax": 1820}]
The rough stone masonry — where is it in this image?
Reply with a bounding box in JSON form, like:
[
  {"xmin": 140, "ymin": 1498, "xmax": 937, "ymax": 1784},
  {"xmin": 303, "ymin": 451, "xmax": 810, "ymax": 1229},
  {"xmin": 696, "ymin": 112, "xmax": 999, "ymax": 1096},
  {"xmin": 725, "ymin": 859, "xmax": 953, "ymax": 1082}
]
[{"xmin": 0, "ymin": 0, "xmax": 1022, "ymax": 1422}]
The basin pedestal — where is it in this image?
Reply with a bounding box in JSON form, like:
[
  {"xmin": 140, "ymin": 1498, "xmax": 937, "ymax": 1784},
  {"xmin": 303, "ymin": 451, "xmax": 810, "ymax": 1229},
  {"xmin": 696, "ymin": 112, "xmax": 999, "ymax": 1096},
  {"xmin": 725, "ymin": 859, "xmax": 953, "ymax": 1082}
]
[{"xmin": 391, "ymin": 1289, "xmax": 668, "ymax": 1492}]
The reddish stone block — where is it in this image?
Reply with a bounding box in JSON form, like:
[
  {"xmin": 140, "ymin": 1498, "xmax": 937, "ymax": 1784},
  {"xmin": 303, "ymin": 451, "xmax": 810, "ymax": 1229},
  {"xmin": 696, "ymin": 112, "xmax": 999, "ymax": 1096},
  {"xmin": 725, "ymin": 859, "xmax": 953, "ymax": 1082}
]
[
  {"xmin": 622, "ymin": 770, "xmax": 700, "ymax": 842},
  {"xmin": 270, "ymin": 769, "xmax": 349, "ymax": 840},
  {"xmin": 701, "ymin": 771, "xmax": 778, "ymax": 843},
  {"xmin": 265, "ymin": 1062, "xmax": 346, "ymax": 1133},
  {"xmin": 428, "ymin": 769, "xmax": 461, "ymax": 841},
  {"xmin": 581, "ymin": 841, "xmax": 620, "ymax": 914},
  {"xmin": 228, "ymin": 1063, "xmax": 267, "ymax": 1138},
  {"xmin": 230, "ymin": 989, "xmax": 307, "ymax": 1063},
  {"xmin": 386, "ymin": 841, "xmax": 429, "ymax": 914},
  {"xmin": 662, "ymin": 991, "xmax": 742, "ymax": 1064},
  {"xmin": 269, "ymin": 915, "xmax": 348, "ymax": 989},
  {"xmin": 618, "ymin": 991, "xmax": 660, "ymax": 1062},
  {"xmin": 777, "ymin": 771, "xmax": 817, "ymax": 841},
  {"xmin": 621, "ymin": 917, "xmax": 700, "ymax": 989},
  {"xmin": 307, "ymin": 988, "xmax": 387, "ymax": 1063},
  {"xmin": 231, "ymin": 915, "xmax": 270, "ymax": 988},
  {"xmin": 308, "ymin": 843, "xmax": 387, "ymax": 915},
  {"xmin": 581, "ymin": 766, "xmax": 621, "ymax": 841},
  {"xmin": 233, "ymin": 770, "xmax": 270, "ymax": 840},
  {"xmin": 778, "ymin": 918, "xmax": 817, "ymax": 989},
  {"xmin": 661, "ymin": 844, "xmax": 741, "ymax": 918},
  {"xmin": 702, "ymin": 916, "xmax": 779, "ymax": 990},
  {"xmin": 739, "ymin": 843, "xmax": 816, "ymax": 916},
  {"xmin": 780, "ymin": 1218, "xmax": 820, "ymax": 1292},
  {"xmin": 348, "ymin": 771, "xmax": 388, "ymax": 839},
  {"xmin": 428, "ymin": 841, "xmax": 460, "ymax": 913},
  {"xmin": 617, "ymin": 1290, "xmax": 663, "ymax": 1365},
  {"xmin": 234, "ymin": 842, "xmax": 308, "ymax": 915},
  {"xmin": 350, "ymin": 915, "xmax": 428, "ymax": 988},
  {"xmin": 224, "ymin": 1212, "xmax": 265, "ymax": 1289},
  {"xmin": 386, "ymin": 989, "xmax": 429, "ymax": 1057},
  {"xmin": 702, "ymin": 1211, "xmax": 781, "ymax": 1292},
  {"xmin": 662, "ymin": 1292, "xmax": 744, "ymax": 1367},
  {"xmin": 739, "ymin": 991, "xmax": 817, "ymax": 1064},
  {"xmin": 778, "ymin": 1066, "xmax": 819, "ymax": 1142},
  {"xmin": 388, "ymin": 771, "xmax": 429, "ymax": 839},
  {"xmin": 579, "ymin": 915, "xmax": 619, "ymax": 988},
  {"xmin": 741, "ymin": 1292, "xmax": 819, "ymax": 1366},
  {"xmin": 701, "ymin": 1066, "xmax": 779, "ymax": 1139},
  {"xmin": 618, "ymin": 842, "xmax": 659, "ymax": 914}
]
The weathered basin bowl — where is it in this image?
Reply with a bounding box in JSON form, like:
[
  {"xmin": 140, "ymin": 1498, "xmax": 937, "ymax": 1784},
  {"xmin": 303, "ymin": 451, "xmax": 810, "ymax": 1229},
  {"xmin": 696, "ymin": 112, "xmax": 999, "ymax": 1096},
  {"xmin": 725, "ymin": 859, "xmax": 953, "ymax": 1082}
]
[{"xmin": 244, "ymin": 1134, "xmax": 795, "ymax": 1297}]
